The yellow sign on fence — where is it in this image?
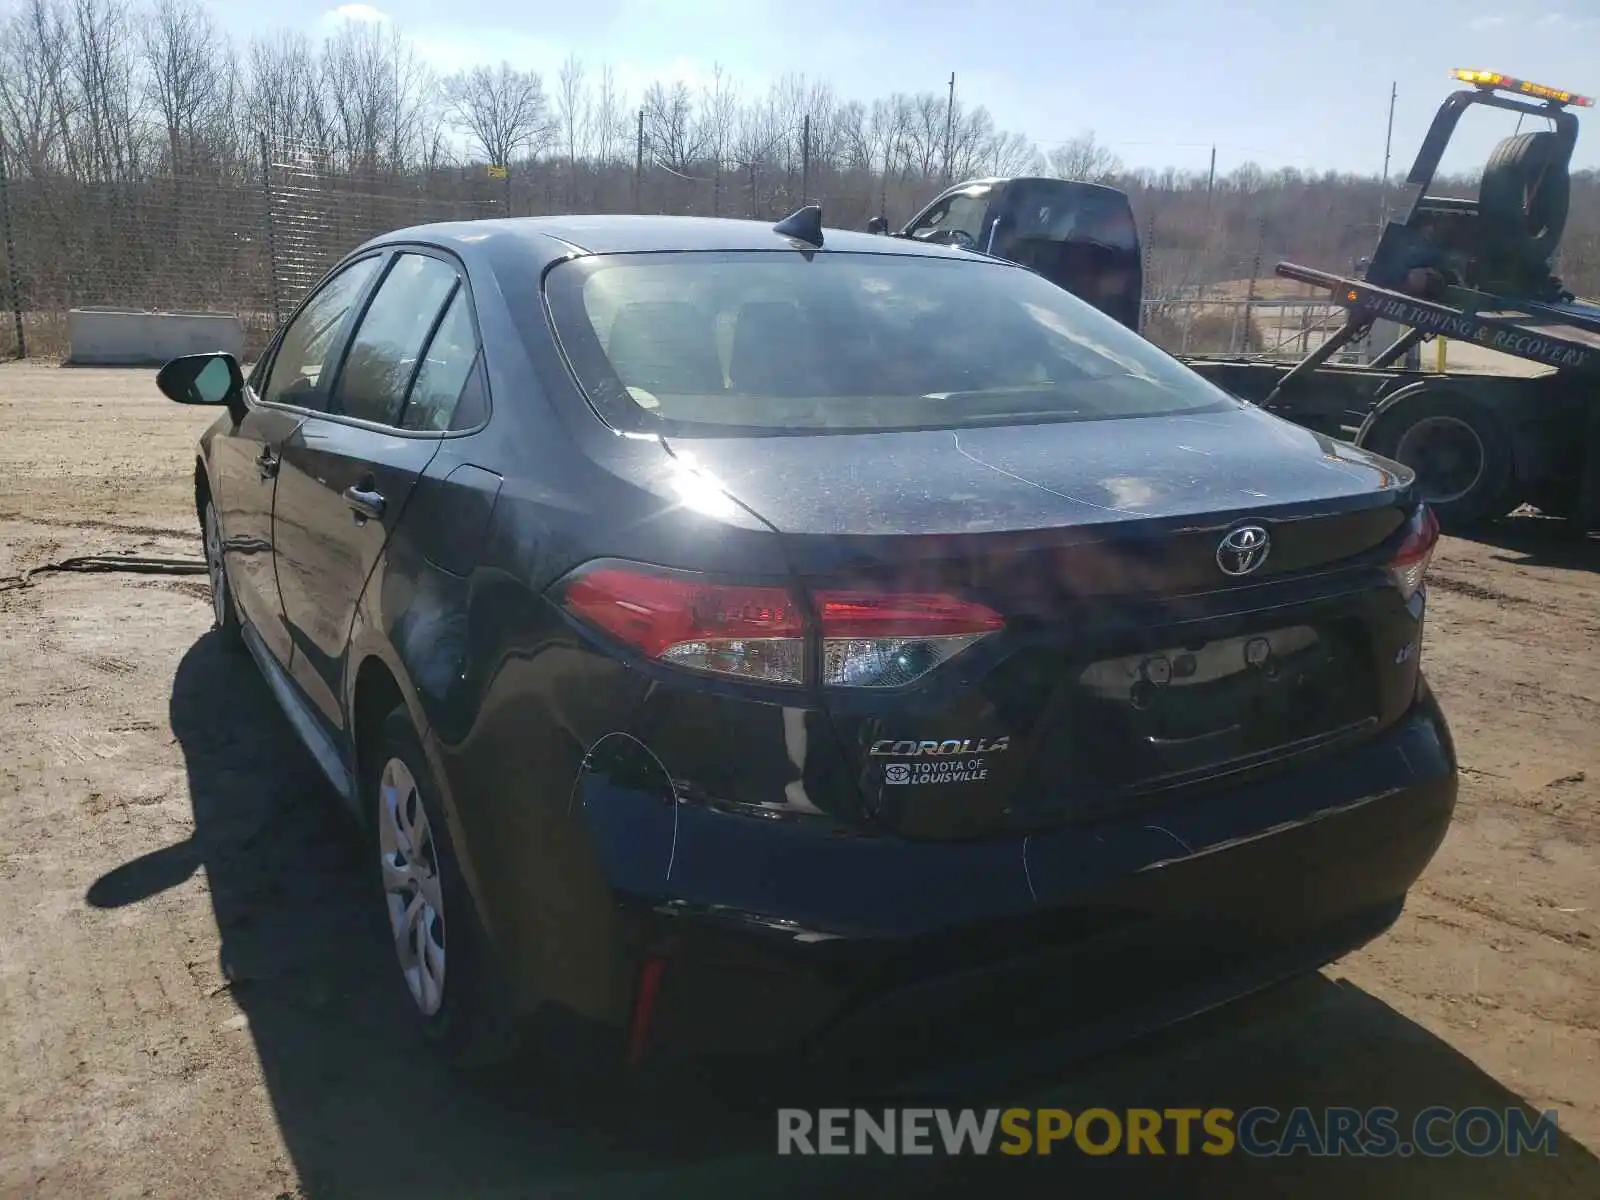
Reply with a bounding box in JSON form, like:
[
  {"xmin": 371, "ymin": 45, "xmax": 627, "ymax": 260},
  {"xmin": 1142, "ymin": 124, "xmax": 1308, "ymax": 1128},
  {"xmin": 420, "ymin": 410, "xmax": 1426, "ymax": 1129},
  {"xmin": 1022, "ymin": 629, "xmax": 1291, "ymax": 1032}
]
[{"xmin": 486, "ymin": 164, "xmax": 508, "ymax": 180}]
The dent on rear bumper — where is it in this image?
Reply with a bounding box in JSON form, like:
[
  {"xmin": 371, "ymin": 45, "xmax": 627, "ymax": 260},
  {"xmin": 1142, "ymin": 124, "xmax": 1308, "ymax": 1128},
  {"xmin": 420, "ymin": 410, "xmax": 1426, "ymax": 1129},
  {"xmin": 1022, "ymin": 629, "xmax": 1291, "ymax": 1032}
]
[
  {"xmin": 582, "ymin": 690, "xmax": 1456, "ymax": 1059},
  {"xmin": 590, "ymin": 690, "xmax": 1456, "ymax": 937}
]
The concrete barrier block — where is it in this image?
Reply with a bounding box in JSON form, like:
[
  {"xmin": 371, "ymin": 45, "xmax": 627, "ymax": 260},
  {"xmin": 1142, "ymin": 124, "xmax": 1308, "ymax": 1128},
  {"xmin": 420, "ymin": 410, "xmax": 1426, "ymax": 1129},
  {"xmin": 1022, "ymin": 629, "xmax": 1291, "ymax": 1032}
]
[{"xmin": 66, "ymin": 308, "xmax": 244, "ymax": 366}]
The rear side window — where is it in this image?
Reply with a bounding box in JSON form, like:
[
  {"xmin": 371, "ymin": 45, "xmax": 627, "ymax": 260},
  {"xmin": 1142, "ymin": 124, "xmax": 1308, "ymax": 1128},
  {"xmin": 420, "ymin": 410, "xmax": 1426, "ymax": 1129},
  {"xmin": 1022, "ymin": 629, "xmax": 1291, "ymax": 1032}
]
[
  {"xmin": 400, "ymin": 289, "xmax": 482, "ymax": 432},
  {"xmin": 330, "ymin": 253, "xmax": 459, "ymax": 425},
  {"xmin": 543, "ymin": 250, "xmax": 1235, "ymax": 436},
  {"xmin": 261, "ymin": 256, "xmax": 381, "ymax": 409}
]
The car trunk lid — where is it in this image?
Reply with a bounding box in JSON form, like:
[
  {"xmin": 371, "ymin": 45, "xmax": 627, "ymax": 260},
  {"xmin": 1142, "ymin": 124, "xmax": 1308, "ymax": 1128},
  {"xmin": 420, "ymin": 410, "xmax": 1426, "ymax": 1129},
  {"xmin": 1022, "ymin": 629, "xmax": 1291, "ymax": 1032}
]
[{"xmin": 663, "ymin": 409, "xmax": 1423, "ymax": 839}]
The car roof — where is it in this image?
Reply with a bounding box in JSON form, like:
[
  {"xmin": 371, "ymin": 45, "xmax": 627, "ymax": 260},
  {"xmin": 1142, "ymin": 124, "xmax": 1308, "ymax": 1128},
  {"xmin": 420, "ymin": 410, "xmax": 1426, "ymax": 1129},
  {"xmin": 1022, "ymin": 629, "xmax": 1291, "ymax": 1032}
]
[
  {"xmin": 952, "ymin": 175, "xmax": 1130, "ymax": 196},
  {"xmin": 364, "ymin": 213, "xmax": 992, "ymax": 268}
]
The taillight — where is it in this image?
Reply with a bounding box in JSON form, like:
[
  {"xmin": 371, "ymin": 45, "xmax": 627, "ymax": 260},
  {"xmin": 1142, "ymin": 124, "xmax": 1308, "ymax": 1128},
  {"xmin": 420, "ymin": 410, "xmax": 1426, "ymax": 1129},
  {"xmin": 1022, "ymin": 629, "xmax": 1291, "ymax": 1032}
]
[
  {"xmin": 554, "ymin": 563, "xmax": 1004, "ymax": 688},
  {"xmin": 815, "ymin": 590, "xmax": 1004, "ymax": 687},
  {"xmin": 558, "ymin": 565, "xmax": 806, "ymax": 684},
  {"xmin": 1389, "ymin": 505, "xmax": 1440, "ymax": 601}
]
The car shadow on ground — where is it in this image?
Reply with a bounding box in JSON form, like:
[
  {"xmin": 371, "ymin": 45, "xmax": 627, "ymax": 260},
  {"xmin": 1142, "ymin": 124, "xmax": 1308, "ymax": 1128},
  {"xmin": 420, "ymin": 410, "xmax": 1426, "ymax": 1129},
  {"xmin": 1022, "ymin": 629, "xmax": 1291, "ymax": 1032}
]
[
  {"xmin": 1459, "ymin": 512, "xmax": 1600, "ymax": 574},
  {"xmin": 87, "ymin": 632, "xmax": 1600, "ymax": 1199}
]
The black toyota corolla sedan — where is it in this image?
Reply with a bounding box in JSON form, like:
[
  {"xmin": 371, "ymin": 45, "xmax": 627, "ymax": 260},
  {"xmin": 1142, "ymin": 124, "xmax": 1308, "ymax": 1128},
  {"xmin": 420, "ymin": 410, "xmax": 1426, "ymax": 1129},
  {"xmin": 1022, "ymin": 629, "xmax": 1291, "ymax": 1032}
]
[{"xmin": 157, "ymin": 209, "xmax": 1457, "ymax": 1089}]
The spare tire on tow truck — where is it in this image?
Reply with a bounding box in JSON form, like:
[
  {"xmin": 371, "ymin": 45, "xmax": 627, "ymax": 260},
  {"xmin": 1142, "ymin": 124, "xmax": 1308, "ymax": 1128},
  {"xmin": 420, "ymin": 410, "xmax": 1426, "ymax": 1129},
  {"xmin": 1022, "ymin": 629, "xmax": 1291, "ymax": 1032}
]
[{"xmin": 1479, "ymin": 130, "xmax": 1572, "ymax": 270}]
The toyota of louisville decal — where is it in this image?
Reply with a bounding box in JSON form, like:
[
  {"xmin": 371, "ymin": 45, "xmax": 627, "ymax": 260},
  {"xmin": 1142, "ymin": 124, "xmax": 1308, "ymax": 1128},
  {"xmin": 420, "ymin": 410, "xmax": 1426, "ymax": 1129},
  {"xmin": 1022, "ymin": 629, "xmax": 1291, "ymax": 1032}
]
[{"xmin": 870, "ymin": 737, "xmax": 1010, "ymax": 786}]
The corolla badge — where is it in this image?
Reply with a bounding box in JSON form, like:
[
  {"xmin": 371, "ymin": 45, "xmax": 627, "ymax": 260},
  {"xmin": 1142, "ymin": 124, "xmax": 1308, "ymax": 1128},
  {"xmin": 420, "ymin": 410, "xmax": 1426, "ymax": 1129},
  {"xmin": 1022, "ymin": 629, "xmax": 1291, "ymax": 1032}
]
[{"xmin": 1217, "ymin": 524, "xmax": 1271, "ymax": 577}]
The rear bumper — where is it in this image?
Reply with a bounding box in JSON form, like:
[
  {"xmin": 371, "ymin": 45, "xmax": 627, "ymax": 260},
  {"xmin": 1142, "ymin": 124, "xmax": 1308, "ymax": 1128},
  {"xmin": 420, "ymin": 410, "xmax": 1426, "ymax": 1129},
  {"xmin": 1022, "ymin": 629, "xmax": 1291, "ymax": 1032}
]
[{"xmin": 608, "ymin": 687, "xmax": 1457, "ymax": 1082}]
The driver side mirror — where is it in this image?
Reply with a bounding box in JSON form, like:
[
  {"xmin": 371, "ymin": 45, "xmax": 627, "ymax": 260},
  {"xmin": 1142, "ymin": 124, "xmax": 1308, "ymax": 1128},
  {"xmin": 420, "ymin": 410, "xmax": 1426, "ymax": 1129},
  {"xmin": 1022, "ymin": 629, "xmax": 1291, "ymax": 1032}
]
[
  {"xmin": 866, "ymin": 216, "xmax": 889, "ymax": 235},
  {"xmin": 157, "ymin": 352, "xmax": 246, "ymax": 421}
]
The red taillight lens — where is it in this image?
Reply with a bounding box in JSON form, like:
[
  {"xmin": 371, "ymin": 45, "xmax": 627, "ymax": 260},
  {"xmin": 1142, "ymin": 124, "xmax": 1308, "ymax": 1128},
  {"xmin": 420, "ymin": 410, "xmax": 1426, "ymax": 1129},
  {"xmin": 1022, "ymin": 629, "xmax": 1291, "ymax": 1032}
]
[
  {"xmin": 815, "ymin": 589, "xmax": 1005, "ymax": 687},
  {"xmin": 556, "ymin": 564, "xmax": 1004, "ymax": 688},
  {"xmin": 1389, "ymin": 505, "xmax": 1440, "ymax": 601},
  {"xmin": 559, "ymin": 565, "xmax": 807, "ymax": 684}
]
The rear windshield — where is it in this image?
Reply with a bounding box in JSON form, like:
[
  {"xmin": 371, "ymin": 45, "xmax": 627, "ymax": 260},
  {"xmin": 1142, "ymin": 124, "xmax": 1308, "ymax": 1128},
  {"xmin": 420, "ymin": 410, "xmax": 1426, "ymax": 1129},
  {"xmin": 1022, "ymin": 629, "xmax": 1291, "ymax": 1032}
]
[
  {"xmin": 1002, "ymin": 181, "xmax": 1140, "ymax": 250},
  {"xmin": 543, "ymin": 250, "xmax": 1236, "ymax": 436}
]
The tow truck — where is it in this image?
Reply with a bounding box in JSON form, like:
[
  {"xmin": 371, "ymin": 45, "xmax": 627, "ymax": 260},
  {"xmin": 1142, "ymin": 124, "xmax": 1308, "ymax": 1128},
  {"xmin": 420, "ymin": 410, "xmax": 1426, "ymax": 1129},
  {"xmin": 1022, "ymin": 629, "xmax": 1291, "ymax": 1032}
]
[{"xmin": 868, "ymin": 69, "xmax": 1600, "ymax": 533}]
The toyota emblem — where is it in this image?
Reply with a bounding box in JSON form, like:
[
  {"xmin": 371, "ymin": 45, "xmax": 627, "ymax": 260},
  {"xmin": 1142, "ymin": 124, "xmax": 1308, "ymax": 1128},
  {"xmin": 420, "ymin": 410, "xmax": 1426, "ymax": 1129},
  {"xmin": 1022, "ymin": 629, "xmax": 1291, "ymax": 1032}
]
[{"xmin": 1217, "ymin": 524, "xmax": 1271, "ymax": 577}]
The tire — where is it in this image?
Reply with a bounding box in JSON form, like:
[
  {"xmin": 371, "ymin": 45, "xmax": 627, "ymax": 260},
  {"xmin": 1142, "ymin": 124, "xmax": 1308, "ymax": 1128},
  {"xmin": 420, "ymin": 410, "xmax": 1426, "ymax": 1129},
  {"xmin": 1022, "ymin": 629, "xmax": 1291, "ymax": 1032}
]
[
  {"xmin": 1479, "ymin": 131, "xmax": 1571, "ymax": 267},
  {"xmin": 201, "ymin": 498, "xmax": 244, "ymax": 649},
  {"xmin": 1578, "ymin": 401, "xmax": 1600, "ymax": 535},
  {"xmin": 368, "ymin": 705, "xmax": 523, "ymax": 1071},
  {"xmin": 1364, "ymin": 394, "xmax": 1514, "ymax": 530}
]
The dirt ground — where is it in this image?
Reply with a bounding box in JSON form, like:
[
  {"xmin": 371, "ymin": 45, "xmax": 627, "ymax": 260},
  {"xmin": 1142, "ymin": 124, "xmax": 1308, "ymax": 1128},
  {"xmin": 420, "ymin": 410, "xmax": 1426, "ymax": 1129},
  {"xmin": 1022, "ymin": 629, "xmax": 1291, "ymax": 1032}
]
[{"xmin": 1, "ymin": 361, "xmax": 1596, "ymax": 1199}]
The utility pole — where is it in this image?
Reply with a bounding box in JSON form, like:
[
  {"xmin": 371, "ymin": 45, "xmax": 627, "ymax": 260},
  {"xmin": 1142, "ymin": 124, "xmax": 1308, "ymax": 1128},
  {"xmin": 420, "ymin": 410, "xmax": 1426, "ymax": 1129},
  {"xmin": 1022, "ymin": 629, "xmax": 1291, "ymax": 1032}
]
[
  {"xmin": 1205, "ymin": 144, "xmax": 1216, "ymax": 216},
  {"xmin": 1380, "ymin": 81, "xmax": 1397, "ymax": 227},
  {"xmin": 943, "ymin": 72, "xmax": 956, "ymax": 183},
  {"xmin": 801, "ymin": 114, "xmax": 811, "ymax": 203},
  {"xmin": 633, "ymin": 108, "xmax": 644, "ymax": 210}
]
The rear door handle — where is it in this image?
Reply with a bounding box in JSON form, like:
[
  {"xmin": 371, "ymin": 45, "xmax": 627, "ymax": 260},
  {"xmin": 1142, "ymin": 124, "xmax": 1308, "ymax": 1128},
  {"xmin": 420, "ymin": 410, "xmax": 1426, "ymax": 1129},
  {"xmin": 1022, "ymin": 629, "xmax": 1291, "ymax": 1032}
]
[{"xmin": 343, "ymin": 484, "xmax": 386, "ymax": 522}]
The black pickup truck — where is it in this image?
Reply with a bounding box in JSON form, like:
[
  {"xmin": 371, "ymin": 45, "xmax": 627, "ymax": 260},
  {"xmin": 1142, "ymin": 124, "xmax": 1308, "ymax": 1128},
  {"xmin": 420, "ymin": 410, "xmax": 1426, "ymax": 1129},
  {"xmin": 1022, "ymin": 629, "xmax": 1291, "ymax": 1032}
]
[{"xmin": 866, "ymin": 175, "xmax": 1144, "ymax": 333}]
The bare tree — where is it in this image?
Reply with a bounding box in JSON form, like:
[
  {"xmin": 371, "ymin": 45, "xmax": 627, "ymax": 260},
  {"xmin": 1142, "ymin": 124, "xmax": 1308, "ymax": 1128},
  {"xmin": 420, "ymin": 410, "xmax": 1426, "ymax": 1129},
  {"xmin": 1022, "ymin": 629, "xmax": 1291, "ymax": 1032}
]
[
  {"xmin": 140, "ymin": 0, "xmax": 223, "ymax": 172},
  {"xmin": 731, "ymin": 95, "xmax": 781, "ymax": 216},
  {"xmin": 0, "ymin": 0, "xmax": 76, "ymax": 175},
  {"xmin": 904, "ymin": 92, "xmax": 945, "ymax": 179},
  {"xmin": 68, "ymin": 0, "xmax": 144, "ymax": 181},
  {"xmin": 698, "ymin": 63, "xmax": 738, "ymax": 213},
  {"xmin": 1046, "ymin": 131, "xmax": 1122, "ymax": 183},
  {"xmin": 864, "ymin": 96, "xmax": 907, "ymax": 213},
  {"xmin": 642, "ymin": 79, "xmax": 704, "ymax": 174},
  {"xmin": 247, "ymin": 31, "xmax": 325, "ymax": 155},
  {"xmin": 834, "ymin": 99, "xmax": 870, "ymax": 171},
  {"xmin": 322, "ymin": 17, "xmax": 433, "ymax": 173},
  {"xmin": 554, "ymin": 53, "xmax": 588, "ymax": 205},
  {"xmin": 947, "ymin": 101, "xmax": 994, "ymax": 180},
  {"xmin": 385, "ymin": 24, "xmax": 434, "ymax": 173},
  {"xmin": 322, "ymin": 18, "xmax": 387, "ymax": 169},
  {"xmin": 590, "ymin": 62, "xmax": 625, "ymax": 166},
  {"xmin": 440, "ymin": 61, "xmax": 553, "ymax": 169},
  {"xmin": 988, "ymin": 129, "xmax": 1041, "ymax": 176}
]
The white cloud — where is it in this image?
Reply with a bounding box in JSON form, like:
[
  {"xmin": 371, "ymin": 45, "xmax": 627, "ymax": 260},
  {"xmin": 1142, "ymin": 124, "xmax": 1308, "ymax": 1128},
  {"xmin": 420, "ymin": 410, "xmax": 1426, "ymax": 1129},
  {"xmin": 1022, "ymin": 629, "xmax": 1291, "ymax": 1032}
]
[
  {"xmin": 1468, "ymin": 15, "xmax": 1507, "ymax": 30},
  {"xmin": 614, "ymin": 56, "xmax": 726, "ymax": 99},
  {"xmin": 320, "ymin": 4, "xmax": 390, "ymax": 30},
  {"xmin": 1533, "ymin": 12, "xmax": 1595, "ymax": 29}
]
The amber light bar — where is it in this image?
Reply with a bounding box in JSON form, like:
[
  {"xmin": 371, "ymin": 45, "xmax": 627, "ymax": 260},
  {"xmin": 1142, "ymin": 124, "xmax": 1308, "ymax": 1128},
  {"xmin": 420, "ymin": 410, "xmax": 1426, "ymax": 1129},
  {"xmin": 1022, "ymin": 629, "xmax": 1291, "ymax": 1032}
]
[{"xmin": 1451, "ymin": 68, "xmax": 1593, "ymax": 108}]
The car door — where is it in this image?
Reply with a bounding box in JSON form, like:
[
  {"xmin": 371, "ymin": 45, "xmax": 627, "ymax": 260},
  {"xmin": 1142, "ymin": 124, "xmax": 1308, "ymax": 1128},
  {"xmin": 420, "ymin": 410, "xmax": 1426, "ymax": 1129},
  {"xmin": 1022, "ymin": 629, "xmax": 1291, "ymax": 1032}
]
[
  {"xmin": 213, "ymin": 254, "xmax": 383, "ymax": 667},
  {"xmin": 271, "ymin": 249, "xmax": 464, "ymax": 730}
]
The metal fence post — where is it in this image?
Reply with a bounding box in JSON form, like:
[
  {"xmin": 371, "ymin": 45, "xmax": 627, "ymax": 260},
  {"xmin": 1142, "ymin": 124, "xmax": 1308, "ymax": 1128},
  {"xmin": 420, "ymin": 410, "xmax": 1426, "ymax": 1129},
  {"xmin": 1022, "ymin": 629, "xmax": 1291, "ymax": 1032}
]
[
  {"xmin": 1242, "ymin": 220, "xmax": 1264, "ymax": 355},
  {"xmin": 0, "ymin": 130, "xmax": 26, "ymax": 359},
  {"xmin": 260, "ymin": 132, "xmax": 282, "ymax": 327},
  {"xmin": 1142, "ymin": 212, "xmax": 1155, "ymax": 298}
]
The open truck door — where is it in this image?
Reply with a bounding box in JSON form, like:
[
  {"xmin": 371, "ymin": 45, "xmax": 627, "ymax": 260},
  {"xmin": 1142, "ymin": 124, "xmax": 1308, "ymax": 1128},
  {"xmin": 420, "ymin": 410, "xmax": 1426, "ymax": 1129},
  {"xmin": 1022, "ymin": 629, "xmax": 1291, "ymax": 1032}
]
[{"xmin": 876, "ymin": 176, "xmax": 1144, "ymax": 332}]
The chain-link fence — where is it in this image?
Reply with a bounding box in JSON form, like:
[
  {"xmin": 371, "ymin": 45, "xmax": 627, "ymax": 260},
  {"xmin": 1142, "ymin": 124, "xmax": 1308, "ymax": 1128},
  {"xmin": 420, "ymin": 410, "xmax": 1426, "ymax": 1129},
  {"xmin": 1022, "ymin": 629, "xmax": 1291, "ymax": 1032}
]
[
  {"xmin": 0, "ymin": 157, "xmax": 270, "ymax": 358},
  {"xmin": 263, "ymin": 138, "xmax": 505, "ymax": 330},
  {"xmin": 1140, "ymin": 297, "xmax": 1359, "ymax": 358},
  {"xmin": 0, "ymin": 137, "xmax": 906, "ymax": 359},
  {"xmin": 0, "ymin": 137, "xmax": 1466, "ymax": 366}
]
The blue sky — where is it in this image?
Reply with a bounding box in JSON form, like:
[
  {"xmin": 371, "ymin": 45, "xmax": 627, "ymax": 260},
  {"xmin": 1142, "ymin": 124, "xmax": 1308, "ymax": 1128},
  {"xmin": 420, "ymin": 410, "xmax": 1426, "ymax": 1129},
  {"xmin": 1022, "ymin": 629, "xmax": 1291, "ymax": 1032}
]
[{"xmin": 219, "ymin": 0, "xmax": 1600, "ymax": 174}]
